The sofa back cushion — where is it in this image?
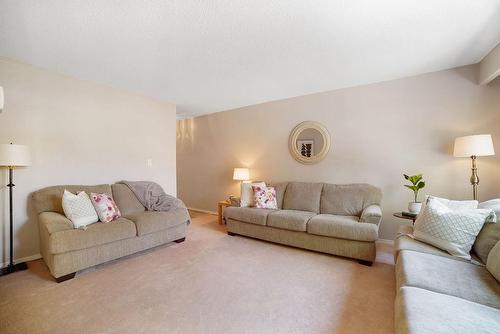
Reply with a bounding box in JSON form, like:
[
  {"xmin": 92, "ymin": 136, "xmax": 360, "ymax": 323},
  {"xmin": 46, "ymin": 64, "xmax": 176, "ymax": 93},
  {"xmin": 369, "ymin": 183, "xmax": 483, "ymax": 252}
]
[
  {"xmin": 33, "ymin": 185, "xmax": 112, "ymax": 214},
  {"xmin": 111, "ymin": 183, "xmax": 145, "ymax": 216},
  {"xmin": 486, "ymin": 241, "xmax": 500, "ymax": 282},
  {"xmin": 473, "ymin": 222, "xmax": 500, "ymax": 264},
  {"xmin": 283, "ymin": 182, "xmax": 323, "ymax": 213},
  {"xmin": 320, "ymin": 183, "xmax": 382, "ymax": 216},
  {"xmin": 268, "ymin": 182, "xmax": 288, "ymax": 209}
]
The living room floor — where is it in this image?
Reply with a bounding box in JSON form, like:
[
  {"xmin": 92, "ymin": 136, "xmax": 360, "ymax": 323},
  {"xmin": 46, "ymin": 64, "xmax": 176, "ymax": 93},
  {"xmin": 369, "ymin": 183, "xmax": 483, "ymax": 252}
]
[{"xmin": 0, "ymin": 212, "xmax": 395, "ymax": 334}]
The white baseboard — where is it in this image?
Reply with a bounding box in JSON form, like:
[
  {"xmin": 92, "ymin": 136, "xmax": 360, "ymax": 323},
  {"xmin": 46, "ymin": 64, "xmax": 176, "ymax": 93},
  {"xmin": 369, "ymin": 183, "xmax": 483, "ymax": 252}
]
[
  {"xmin": 188, "ymin": 207, "xmax": 218, "ymax": 215},
  {"xmin": 376, "ymin": 239, "xmax": 394, "ymax": 245},
  {"xmin": 1, "ymin": 253, "xmax": 42, "ymax": 267}
]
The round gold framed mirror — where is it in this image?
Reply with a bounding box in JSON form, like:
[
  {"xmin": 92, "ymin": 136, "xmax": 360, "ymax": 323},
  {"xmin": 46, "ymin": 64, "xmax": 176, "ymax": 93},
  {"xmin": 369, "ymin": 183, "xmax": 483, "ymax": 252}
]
[{"xmin": 288, "ymin": 121, "xmax": 331, "ymax": 164}]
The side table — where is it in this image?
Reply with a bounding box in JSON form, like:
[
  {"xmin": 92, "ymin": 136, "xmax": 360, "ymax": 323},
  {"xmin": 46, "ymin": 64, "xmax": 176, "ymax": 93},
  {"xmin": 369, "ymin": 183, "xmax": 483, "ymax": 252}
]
[
  {"xmin": 218, "ymin": 200, "xmax": 231, "ymax": 225},
  {"xmin": 393, "ymin": 212, "xmax": 417, "ymax": 224}
]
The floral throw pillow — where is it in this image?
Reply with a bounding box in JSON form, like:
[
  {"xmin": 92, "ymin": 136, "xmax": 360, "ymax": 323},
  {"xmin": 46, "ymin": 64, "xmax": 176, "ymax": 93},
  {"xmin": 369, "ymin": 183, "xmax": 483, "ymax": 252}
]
[
  {"xmin": 90, "ymin": 193, "xmax": 121, "ymax": 223},
  {"xmin": 252, "ymin": 185, "xmax": 278, "ymax": 209}
]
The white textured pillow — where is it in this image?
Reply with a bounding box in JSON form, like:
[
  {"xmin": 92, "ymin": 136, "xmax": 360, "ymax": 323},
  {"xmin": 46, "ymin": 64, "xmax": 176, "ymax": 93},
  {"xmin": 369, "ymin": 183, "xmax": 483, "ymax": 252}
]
[
  {"xmin": 413, "ymin": 196, "xmax": 492, "ymax": 260},
  {"xmin": 418, "ymin": 195, "xmax": 478, "ymax": 214},
  {"xmin": 479, "ymin": 199, "xmax": 500, "ymax": 222},
  {"xmin": 62, "ymin": 190, "xmax": 99, "ymax": 229},
  {"xmin": 486, "ymin": 241, "xmax": 500, "ymax": 282},
  {"xmin": 240, "ymin": 182, "xmax": 265, "ymax": 207}
]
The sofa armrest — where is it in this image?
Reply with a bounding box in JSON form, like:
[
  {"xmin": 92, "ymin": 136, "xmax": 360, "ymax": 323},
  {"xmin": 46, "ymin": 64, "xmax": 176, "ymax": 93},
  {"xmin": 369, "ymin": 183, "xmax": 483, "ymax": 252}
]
[
  {"xmin": 360, "ymin": 204, "xmax": 382, "ymax": 225},
  {"xmin": 39, "ymin": 211, "xmax": 74, "ymax": 234}
]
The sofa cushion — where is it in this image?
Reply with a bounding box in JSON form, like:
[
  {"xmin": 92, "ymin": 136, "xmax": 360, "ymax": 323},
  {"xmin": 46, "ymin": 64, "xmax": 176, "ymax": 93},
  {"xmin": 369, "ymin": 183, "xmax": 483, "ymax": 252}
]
[
  {"xmin": 46, "ymin": 216, "xmax": 137, "ymax": 254},
  {"xmin": 487, "ymin": 241, "xmax": 500, "ymax": 282},
  {"xmin": 473, "ymin": 222, "xmax": 500, "ymax": 264},
  {"xmin": 320, "ymin": 183, "xmax": 382, "ymax": 216},
  {"xmin": 33, "ymin": 184, "xmax": 112, "ymax": 215},
  {"xmin": 268, "ymin": 182, "xmax": 288, "ymax": 209},
  {"xmin": 396, "ymin": 250, "xmax": 500, "ymax": 308},
  {"xmin": 267, "ymin": 210, "xmax": 316, "ymax": 232},
  {"xmin": 282, "ymin": 182, "xmax": 323, "ymax": 213},
  {"xmin": 395, "ymin": 287, "xmax": 500, "ymax": 334},
  {"xmin": 307, "ymin": 214, "xmax": 378, "ymax": 242},
  {"xmin": 126, "ymin": 208, "xmax": 190, "ymax": 236},
  {"xmin": 224, "ymin": 206, "xmax": 275, "ymax": 226},
  {"xmin": 111, "ymin": 183, "xmax": 145, "ymax": 216}
]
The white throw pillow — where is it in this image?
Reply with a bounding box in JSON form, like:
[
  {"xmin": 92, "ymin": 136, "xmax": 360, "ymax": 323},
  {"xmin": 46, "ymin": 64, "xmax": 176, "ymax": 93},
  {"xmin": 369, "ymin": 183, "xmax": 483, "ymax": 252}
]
[
  {"xmin": 62, "ymin": 190, "xmax": 99, "ymax": 229},
  {"xmin": 413, "ymin": 196, "xmax": 492, "ymax": 260},
  {"xmin": 240, "ymin": 182, "xmax": 266, "ymax": 207},
  {"xmin": 479, "ymin": 199, "xmax": 500, "ymax": 223},
  {"xmin": 486, "ymin": 241, "xmax": 500, "ymax": 282},
  {"xmin": 418, "ymin": 195, "xmax": 478, "ymax": 213}
]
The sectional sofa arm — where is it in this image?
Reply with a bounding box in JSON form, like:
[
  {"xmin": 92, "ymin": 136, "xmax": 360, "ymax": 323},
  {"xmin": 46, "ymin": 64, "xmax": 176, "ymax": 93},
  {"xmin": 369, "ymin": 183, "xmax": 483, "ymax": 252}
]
[{"xmin": 360, "ymin": 205, "xmax": 383, "ymax": 226}]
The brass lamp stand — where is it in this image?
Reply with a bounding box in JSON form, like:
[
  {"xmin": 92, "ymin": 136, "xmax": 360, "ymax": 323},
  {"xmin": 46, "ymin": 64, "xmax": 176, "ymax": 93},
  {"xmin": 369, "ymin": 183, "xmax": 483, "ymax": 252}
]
[
  {"xmin": 453, "ymin": 135, "xmax": 495, "ymax": 201},
  {"xmin": 469, "ymin": 155, "xmax": 479, "ymax": 201}
]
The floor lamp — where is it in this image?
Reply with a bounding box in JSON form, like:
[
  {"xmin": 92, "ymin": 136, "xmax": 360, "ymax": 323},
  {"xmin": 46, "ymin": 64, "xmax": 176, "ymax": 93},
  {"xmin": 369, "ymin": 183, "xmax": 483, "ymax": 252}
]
[
  {"xmin": 0, "ymin": 143, "xmax": 31, "ymax": 276},
  {"xmin": 453, "ymin": 134, "xmax": 495, "ymax": 201}
]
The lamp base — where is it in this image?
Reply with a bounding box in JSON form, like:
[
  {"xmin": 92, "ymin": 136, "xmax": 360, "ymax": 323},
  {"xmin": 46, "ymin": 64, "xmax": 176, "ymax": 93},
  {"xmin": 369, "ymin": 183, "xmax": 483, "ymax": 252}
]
[{"xmin": 0, "ymin": 262, "xmax": 28, "ymax": 276}]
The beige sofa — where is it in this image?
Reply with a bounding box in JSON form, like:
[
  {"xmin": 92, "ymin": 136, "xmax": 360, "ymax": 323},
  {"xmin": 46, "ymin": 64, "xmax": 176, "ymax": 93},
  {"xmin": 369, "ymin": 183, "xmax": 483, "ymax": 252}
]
[
  {"xmin": 394, "ymin": 224, "xmax": 500, "ymax": 333},
  {"xmin": 224, "ymin": 182, "xmax": 383, "ymax": 265},
  {"xmin": 33, "ymin": 184, "xmax": 190, "ymax": 282}
]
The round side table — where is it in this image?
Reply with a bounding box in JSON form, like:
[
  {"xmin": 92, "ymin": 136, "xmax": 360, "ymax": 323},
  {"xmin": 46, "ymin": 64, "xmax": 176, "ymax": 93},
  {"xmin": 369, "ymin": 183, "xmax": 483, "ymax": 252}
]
[{"xmin": 393, "ymin": 212, "xmax": 417, "ymax": 224}]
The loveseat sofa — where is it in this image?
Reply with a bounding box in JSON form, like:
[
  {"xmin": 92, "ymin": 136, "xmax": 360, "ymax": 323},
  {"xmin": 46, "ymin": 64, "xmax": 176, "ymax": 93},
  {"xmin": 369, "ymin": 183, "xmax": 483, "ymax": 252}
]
[
  {"xmin": 394, "ymin": 224, "xmax": 500, "ymax": 333},
  {"xmin": 33, "ymin": 184, "xmax": 190, "ymax": 282},
  {"xmin": 224, "ymin": 182, "xmax": 383, "ymax": 264}
]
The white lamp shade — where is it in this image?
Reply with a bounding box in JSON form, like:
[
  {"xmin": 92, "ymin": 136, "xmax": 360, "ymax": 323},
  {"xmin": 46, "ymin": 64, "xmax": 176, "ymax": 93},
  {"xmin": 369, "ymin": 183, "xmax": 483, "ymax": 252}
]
[
  {"xmin": 0, "ymin": 144, "xmax": 31, "ymax": 166},
  {"xmin": 233, "ymin": 167, "xmax": 250, "ymax": 181},
  {"xmin": 453, "ymin": 134, "xmax": 495, "ymax": 157}
]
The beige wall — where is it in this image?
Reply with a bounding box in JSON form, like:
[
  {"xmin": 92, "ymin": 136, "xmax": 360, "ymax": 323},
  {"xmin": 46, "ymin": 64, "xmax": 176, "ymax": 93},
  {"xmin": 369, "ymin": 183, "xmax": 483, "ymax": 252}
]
[
  {"xmin": 177, "ymin": 65, "xmax": 500, "ymax": 240},
  {"xmin": 0, "ymin": 58, "xmax": 177, "ymax": 264}
]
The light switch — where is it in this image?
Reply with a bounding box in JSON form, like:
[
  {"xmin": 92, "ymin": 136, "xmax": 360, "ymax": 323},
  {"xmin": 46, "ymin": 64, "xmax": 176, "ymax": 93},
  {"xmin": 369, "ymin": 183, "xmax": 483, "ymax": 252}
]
[{"xmin": 147, "ymin": 158, "xmax": 153, "ymax": 167}]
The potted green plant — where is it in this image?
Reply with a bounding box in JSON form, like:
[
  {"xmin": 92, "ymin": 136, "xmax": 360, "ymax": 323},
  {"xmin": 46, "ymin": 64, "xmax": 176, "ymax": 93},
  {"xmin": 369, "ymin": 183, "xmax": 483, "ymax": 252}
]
[{"xmin": 403, "ymin": 174, "xmax": 426, "ymax": 213}]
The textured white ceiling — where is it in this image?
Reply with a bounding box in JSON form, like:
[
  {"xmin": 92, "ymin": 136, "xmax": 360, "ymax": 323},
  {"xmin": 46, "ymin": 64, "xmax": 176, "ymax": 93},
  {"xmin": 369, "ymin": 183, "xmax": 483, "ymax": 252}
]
[{"xmin": 1, "ymin": 1, "xmax": 499, "ymax": 117}]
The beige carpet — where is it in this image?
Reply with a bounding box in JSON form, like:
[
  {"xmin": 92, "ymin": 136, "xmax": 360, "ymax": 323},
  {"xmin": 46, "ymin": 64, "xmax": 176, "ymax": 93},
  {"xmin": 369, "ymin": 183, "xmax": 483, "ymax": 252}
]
[{"xmin": 0, "ymin": 211, "xmax": 395, "ymax": 334}]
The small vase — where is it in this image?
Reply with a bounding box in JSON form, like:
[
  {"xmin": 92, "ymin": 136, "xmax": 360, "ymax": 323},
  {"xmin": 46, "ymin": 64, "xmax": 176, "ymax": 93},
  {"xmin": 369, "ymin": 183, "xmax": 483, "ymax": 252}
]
[{"xmin": 408, "ymin": 202, "xmax": 422, "ymax": 214}]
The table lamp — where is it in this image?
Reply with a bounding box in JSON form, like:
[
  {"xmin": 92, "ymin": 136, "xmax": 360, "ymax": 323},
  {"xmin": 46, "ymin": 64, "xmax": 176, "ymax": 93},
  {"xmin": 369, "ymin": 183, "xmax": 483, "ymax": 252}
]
[
  {"xmin": 0, "ymin": 143, "xmax": 31, "ymax": 275},
  {"xmin": 233, "ymin": 167, "xmax": 250, "ymax": 184},
  {"xmin": 453, "ymin": 134, "xmax": 495, "ymax": 200}
]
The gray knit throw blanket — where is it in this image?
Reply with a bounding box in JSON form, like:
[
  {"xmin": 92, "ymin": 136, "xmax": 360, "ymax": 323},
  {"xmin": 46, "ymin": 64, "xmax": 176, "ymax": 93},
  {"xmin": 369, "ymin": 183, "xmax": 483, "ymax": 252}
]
[{"xmin": 119, "ymin": 181, "xmax": 187, "ymax": 212}]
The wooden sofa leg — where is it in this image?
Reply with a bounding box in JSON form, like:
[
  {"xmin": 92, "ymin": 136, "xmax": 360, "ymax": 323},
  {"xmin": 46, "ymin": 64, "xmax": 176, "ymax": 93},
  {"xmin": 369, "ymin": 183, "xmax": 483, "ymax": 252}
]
[
  {"xmin": 358, "ymin": 260, "xmax": 373, "ymax": 267},
  {"xmin": 174, "ymin": 237, "xmax": 186, "ymax": 243},
  {"xmin": 55, "ymin": 272, "xmax": 76, "ymax": 283},
  {"xmin": 227, "ymin": 232, "xmax": 236, "ymax": 236}
]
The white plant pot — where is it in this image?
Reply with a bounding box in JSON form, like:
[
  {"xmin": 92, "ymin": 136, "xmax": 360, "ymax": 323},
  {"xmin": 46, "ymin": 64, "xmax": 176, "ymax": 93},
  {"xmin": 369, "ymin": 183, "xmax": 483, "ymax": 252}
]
[{"xmin": 408, "ymin": 202, "xmax": 422, "ymax": 214}]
